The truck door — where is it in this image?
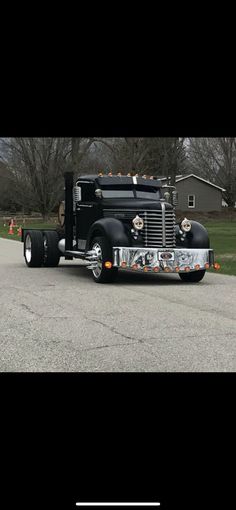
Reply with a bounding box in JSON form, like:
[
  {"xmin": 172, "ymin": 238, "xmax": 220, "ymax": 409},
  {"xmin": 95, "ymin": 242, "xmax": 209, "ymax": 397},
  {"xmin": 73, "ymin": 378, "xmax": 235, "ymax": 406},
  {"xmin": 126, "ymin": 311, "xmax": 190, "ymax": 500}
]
[{"xmin": 76, "ymin": 182, "xmax": 100, "ymax": 250}]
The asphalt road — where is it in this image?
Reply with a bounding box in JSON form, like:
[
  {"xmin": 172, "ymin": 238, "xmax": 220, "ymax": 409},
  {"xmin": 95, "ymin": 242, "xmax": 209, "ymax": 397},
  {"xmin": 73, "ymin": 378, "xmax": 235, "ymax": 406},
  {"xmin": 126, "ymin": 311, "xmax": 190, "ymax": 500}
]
[{"xmin": 0, "ymin": 237, "xmax": 236, "ymax": 372}]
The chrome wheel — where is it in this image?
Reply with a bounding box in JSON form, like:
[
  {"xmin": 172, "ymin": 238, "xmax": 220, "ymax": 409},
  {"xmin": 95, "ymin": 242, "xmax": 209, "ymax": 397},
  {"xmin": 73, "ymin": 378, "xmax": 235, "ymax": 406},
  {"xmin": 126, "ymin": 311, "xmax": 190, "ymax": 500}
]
[
  {"xmin": 25, "ymin": 235, "xmax": 32, "ymax": 263},
  {"xmin": 92, "ymin": 242, "xmax": 102, "ymax": 279}
]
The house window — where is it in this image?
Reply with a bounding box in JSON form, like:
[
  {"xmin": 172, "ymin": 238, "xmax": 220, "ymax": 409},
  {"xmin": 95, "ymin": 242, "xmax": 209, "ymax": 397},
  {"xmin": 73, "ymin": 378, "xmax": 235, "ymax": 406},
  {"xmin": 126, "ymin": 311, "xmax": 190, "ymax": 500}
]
[{"xmin": 188, "ymin": 194, "xmax": 195, "ymax": 208}]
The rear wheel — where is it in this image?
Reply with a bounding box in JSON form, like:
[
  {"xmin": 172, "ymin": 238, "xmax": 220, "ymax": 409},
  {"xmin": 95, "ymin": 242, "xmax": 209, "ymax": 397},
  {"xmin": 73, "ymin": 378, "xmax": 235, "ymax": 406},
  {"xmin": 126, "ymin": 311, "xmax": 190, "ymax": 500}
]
[
  {"xmin": 90, "ymin": 236, "xmax": 118, "ymax": 283},
  {"xmin": 179, "ymin": 270, "xmax": 206, "ymax": 283},
  {"xmin": 43, "ymin": 230, "xmax": 60, "ymax": 267},
  {"xmin": 24, "ymin": 230, "xmax": 44, "ymax": 267}
]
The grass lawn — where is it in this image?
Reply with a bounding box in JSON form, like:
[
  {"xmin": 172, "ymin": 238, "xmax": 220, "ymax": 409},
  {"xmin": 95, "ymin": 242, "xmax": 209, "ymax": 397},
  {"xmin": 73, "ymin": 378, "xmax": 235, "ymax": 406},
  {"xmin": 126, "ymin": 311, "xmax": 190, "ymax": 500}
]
[
  {"xmin": 0, "ymin": 218, "xmax": 235, "ymax": 276},
  {"xmin": 0, "ymin": 221, "xmax": 56, "ymax": 242},
  {"xmin": 204, "ymin": 221, "xmax": 236, "ymax": 276}
]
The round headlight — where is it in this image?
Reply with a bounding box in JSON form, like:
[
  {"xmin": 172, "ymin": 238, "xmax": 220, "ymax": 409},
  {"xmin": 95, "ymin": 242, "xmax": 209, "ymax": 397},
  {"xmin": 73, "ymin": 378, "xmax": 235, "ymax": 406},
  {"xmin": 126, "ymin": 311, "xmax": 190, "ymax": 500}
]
[
  {"xmin": 132, "ymin": 215, "xmax": 144, "ymax": 230},
  {"xmin": 181, "ymin": 218, "xmax": 192, "ymax": 232}
]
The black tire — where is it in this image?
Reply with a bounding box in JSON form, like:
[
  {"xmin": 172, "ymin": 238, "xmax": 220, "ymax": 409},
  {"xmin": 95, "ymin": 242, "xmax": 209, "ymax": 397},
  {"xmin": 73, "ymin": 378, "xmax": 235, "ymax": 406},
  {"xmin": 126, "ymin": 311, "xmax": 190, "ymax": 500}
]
[
  {"xmin": 43, "ymin": 230, "xmax": 60, "ymax": 267},
  {"xmin": 179, "ymin": 270, "xmax": 206, "ymax": 283},
  {"xmin": 24, "ymin": 230, "xmax": 44, "ymax": 268},
  {"xmin": 90, "ymin": 236, "xmax": 118, "ymax": 283}
]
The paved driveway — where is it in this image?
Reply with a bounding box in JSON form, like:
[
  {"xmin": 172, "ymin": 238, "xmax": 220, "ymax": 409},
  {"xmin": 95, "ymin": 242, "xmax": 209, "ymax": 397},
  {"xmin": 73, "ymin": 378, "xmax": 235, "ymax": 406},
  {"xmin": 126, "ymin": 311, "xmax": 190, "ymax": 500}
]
[{"xmin": 0, "ymin": 237, "xmax": 235, "ymax": 371}]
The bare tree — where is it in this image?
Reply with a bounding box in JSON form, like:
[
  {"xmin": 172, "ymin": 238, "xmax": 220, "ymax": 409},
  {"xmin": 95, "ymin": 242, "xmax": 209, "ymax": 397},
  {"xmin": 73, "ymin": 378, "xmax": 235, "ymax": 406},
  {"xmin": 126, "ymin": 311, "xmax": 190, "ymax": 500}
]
[
  {"xmin": 188, "ymin": 138, "xmax": 236, "ymax": 207},
  {"xmin": 90, "ymin": 138, "xmax": 187, "ymax": 181},
  {"xmin": 0, "ymin": 137, "xmax": 95, "ymax": 218}
]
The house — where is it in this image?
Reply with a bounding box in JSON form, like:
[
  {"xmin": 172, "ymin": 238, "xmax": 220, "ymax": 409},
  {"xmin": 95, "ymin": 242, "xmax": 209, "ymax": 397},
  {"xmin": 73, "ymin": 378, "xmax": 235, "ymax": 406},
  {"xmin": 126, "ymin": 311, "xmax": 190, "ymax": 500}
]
[{"xmin": 161, "ymin": 174, "xmax": 226, "ymax": 212}]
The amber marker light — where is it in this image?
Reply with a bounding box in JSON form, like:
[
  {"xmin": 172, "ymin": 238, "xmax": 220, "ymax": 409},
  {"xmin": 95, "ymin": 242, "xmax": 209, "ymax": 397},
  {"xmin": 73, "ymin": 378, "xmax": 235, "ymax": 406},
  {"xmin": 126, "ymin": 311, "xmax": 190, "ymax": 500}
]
[
  {"xmin": 143, "ymin": 266, "xmax": 149, "ymax": 272},
  {"xmin": 195, "ymin": 264, "xmax": 201, "ymax": 270},
  {"xmin": 205, "ymin": 263, "xmax": 210, "ymax": 270},
  {"xmin": 108, "ymin": 172, "xmax": 112, "ymax": 176},
  {"xmin": 175, "ymin": 266, "xmax": 180, "ymax": 272},
  {"xmin": 153, "ymin": 266, "xmax": 160, "ymax": 272},
  {"xmin": 132, "ymin": 264, "xmax": 138, "ymax": 270},
  {"xmin": 117, "ymin": 172, "xmax": 122, "ymax": 176},
  {"xmin": 185, "ymin": 266, "xmax": 191, "ymax": 272},
  {"xmin": 104, "ymin": 261, "xmax": 113, "ymax": 269},
  {"xmin": 121, "ymin": 261, "xmax": 127, "ymax": 268},
  {"xmin": 164, "ymin": 267, "xmax": 171, "ymax": 272},
  {"xmin": 214, "ymin": 262, "xmax": 221, "ymax": 270},
  {"xmin": 98, "ymin": 172, "xmax": 103, "ymax": 176}
]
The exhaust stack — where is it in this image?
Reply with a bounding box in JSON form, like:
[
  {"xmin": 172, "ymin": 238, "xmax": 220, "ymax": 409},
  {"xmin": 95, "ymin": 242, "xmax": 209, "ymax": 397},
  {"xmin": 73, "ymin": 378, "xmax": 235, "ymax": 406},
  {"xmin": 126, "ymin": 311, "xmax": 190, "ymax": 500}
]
[{"xmin": 64, "ymin": 171, "xmax": 74, "ymax": 252}]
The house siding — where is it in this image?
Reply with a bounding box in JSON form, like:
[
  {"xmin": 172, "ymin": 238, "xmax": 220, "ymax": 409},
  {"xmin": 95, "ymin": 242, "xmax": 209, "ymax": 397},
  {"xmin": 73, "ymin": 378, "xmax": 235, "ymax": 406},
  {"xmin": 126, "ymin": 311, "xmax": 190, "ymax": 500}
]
[{"xmin": 176, "ymin": 177, "xmax": 222, "ymax": 212}]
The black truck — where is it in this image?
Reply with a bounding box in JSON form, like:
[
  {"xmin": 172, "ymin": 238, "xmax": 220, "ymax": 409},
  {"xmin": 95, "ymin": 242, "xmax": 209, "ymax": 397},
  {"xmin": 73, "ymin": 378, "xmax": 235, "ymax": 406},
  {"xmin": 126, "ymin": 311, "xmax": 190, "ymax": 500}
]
[{"xmin": 22, "ymin": 171, "xmax": 220, "ymax": 283}]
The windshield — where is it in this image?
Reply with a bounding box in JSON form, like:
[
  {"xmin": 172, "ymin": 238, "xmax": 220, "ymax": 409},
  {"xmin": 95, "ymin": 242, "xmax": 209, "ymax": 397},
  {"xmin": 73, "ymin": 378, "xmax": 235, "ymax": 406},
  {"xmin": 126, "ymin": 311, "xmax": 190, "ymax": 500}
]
[{"xmin": 101, "ymin": 186, "xmax": 161, "ymax": 200}]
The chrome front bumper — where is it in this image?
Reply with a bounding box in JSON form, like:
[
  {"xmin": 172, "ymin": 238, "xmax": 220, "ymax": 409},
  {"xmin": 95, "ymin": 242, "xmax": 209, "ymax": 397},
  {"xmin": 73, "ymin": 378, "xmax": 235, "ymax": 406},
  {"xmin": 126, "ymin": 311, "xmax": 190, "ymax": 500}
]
[{"xmin": 113, "ymin": 247, "xmax": 214, "ymax": 272}]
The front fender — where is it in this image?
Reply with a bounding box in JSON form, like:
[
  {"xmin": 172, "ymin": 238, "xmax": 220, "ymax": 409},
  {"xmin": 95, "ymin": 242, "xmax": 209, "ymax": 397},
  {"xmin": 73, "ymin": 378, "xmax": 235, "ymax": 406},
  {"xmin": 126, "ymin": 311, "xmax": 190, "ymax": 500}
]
[
  {"xmin": 176, "ymin": 220, "xmax": 210, "ymax": 249},
  {"xmin": 86, "ymin": 218, "xmax": 130, "ymax": 251}
]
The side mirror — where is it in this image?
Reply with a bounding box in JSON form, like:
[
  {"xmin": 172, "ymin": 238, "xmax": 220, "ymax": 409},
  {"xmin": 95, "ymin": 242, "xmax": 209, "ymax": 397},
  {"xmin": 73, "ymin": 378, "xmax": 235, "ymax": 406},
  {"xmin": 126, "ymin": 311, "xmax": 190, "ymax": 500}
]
[
  {"xmin": 172, "ymin": 190, "xmax": 178, "ymax": 207},
  {"xmin": 95, "ymin": 189, "xmax": 103, "ymax": 199}
]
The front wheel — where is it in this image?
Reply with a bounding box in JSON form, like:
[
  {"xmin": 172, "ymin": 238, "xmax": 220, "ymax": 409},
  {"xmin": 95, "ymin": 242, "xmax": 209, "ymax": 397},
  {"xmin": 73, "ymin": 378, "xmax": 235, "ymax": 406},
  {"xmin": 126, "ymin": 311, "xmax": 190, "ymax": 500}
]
[
  {"xmin": 90, "ymin": 236, "xmax": 118, "ymax": 283},
  {"xmin": 179, "ymin": 270, "xmax": 206, "ymax": 283}
]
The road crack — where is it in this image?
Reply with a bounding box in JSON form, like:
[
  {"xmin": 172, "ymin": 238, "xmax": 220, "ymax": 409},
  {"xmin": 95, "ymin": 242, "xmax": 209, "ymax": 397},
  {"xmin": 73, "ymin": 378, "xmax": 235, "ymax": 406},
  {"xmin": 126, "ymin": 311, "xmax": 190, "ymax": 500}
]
[
  {"xmin": 85, "ymin": 317, "xmax": 144, "ymax": 343},
  {"xmin": 19, "ymin": 303, "xmax": 42, "ymax": 317}
]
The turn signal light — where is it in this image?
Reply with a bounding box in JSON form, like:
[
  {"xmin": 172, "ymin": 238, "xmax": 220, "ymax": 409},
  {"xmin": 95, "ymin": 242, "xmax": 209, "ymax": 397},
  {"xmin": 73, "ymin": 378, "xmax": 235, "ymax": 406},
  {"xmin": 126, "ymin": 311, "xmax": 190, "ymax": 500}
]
[
  {"xmin": 153, "ymin": 266, "xmax": 160, "ymax": 272},
  {"xmin": 121, "ymin": 261, "xmax": 127, "ymax": 268},
  {"xmin": 164, "ymin": 267, "xmax": 171, "ymax": 272},
  {"xmin": 214, "ymin": 262, "xmax": 221, "ymax": 270},
  {"xmin": 104, "ymin": 261, "xmax": 113, "ymax": 269},
  {"xmin": 132, "ymin": 264, "xmax": 138, "ymax": 270},
  {"xmin": 185, "ymin": 266, "xmax": 191, "ymax": 272},
  {"xmin": 195, "ymin": 264, "xmax": 201, "ymax": 271},
  {"xmin": 205, "ymin": 263, "xmax": 210, "ymax": 269}
]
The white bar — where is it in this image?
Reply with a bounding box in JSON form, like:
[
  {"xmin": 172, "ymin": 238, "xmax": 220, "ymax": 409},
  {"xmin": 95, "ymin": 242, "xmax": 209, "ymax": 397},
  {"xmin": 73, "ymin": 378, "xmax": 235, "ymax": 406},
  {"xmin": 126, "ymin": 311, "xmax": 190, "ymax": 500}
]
[{"xmin": 76, "ymin": 504, "xmax": 160, "ymax": 507}]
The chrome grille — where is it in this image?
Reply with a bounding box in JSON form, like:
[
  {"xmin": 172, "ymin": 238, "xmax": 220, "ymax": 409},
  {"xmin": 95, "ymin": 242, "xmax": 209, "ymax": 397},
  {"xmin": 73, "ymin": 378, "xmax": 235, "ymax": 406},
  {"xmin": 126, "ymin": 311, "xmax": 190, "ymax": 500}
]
[
  {"xmin": 104, "ymin": 208, "xmax": 176, "ymax": 248},
  {"xmin": 139, "ymin": 209, "xmax": 176, "ymax": 248}
]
